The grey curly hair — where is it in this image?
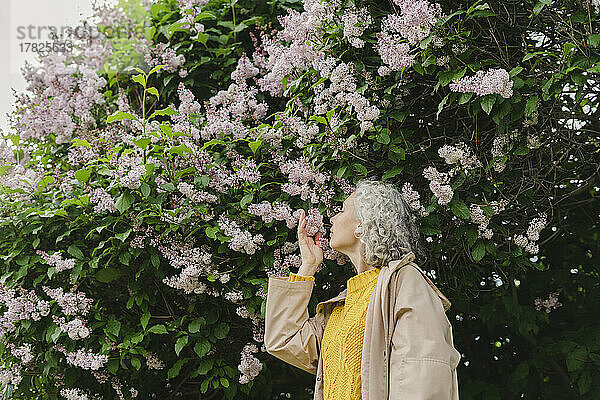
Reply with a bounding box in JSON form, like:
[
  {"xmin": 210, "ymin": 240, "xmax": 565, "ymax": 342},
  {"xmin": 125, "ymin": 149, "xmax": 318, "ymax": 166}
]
[{"xmin": 352, "ymin": 178, "xmax": 428, "ymax": 269}]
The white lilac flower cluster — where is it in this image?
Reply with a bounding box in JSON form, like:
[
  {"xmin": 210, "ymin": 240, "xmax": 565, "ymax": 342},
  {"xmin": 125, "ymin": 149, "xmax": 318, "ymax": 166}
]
[
  {"xmin": 68, "ymin": 145, "xmax": 97, "ymax": 167},
  {"xmin": 449, "ymin": 68, "xmax": 514, "ymax": 98},
  {"xmin": 177, "ymin": 182, "xmax": 218, "ymax": 203},
  {"xmin": 469, "ymin": 199, "xmax": 509, "ymax": 240},
  {"xmin": 236, "ymin": 306, "xmax": 265, "ymax": 343},
  {"xmin": 0, "ymin": 164, "xmax": 45, "ymax": 195},
  {"xmin": 52, "ymin": 315, "xmax": 91, "ymax": 340},
  {"xmin": 89, "ymin": 188, "xmax": 117, "ymax": 214},
  {"xmin": 268, "ymin": 248, "xmax": 302, "ymax": 278},
  {"xmin": 42, "ymin": 285, "xmax": 94, "ymax": 316},
  {"xmin": 247, "ymin": 200, "xmax": 299, "ymax": 229},
  {"xmin": 0, "ymin": 283, "xmax": 51, "ymax": 335},
  {"xmin": 144, "ymin": 42, "xmax": 186, "ymax": 74},
  {"xmin": 513, "ymin": 213, "xmax": 547, "ymax": 255},
  {"xmin": 54, "ymin": 344, "xmax": 109, "ymax": 370},
  {"xmin": 401, "ymin": 182, "xmax": 429, "ymax": 217},
  {"xmin": 534, "ymin": 290, "xmax": 563, "ymax": 313},
  {"xmin": 376, "ymin": 0, "xmax": 444, "ymax": 76},
  {"xmin": 12, "ymin": 52, "xmax": 108, "ymax": 145},
  {"xmin": 0, "ymin": 366, "xmax": 23, "ymax": 387},
  {"xmin": 224, "ymin": 290, "xmax": 244, "ymax": 304},
  {"xmin": 278, "ymin": 113, "xmax": 320, "ymax": 148},
  {"xmin": 591, "ymin": 0, "xmax": 600, "ymax": 13},
  {"xmin": 238, "ymin": 344, "xmax": 263, "ymax": 384},
  {"xmin": 341, "ymin": 7, "xmax": 373, "ymax": 48},
  {"xmin": 218, "ymin": 215, "xmax": 265, "ymax": 255},
  {"xmin": 7, "ymin": 342, "xmax": 34, "ymax": 364},
  {"xmin": 145, "ymin": 351, "xmax": 165, "ymax": 370},
  {"xmin": 422, "ymin": 166, "xmax": 456, "ymax": 205},
  {"xmin": 169, "ymin": 82, "xmax": 203, "ymax": 141},
  {"xmin": 274, "ymin": 154, "xmax": 332, "ymax": 205},
  {"xmin": 201, "ymin": 54, "xmax": 267, "ymax": 141},
  {"xmin": 159, "ymin": 242, "xmax": 217, "ymax": 295},
  {"xmin": 60, "ymin": 387, "xmax": 89, "ymax": 400},
  {"xmin": 36, "ymin": 250, "xmax": 76, "ymax": 273},
  {"xmin": 438, "ymin": 142, "xmax": 483, "ymax": 173},
  {"xmin": 176, "ymin": 0, "xmax": 210, "ymax": 36},
  {"xmin": 491, "ymin": 134, "xmax": 508, "ymax": 173}
]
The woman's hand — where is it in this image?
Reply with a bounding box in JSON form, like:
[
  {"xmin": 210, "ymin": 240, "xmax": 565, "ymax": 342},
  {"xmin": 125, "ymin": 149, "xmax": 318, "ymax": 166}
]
[{"xmin": 297, "ymin": 209, "xmax": 323, "ymax": 276}]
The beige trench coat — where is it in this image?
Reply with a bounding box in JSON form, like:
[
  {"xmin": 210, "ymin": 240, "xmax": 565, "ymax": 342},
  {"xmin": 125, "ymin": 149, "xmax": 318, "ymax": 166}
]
[{"xmin": 264, "ymin": 251, "xmax": 461, "ymax": 400}]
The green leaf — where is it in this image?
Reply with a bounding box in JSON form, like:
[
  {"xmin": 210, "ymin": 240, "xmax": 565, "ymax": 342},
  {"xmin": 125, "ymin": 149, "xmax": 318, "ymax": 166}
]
[
  {"xmin": 133, "ymin": 74, "xmax": 146, "ymax": 87},
  {"xmin": 115, "ymin": 192, "xmax": 135, "ymax": 214},
  {"xmin": 175, "ymin": 336, "xmax": 189, "ymax": 356},
  {"xmin": 150, "ymin": 106, "xmax": 177, "ymax": 119},
  {"xmin": 220, "ymin": 378, "xmax": 229, "ymax": 388},
  {"xmin": 436, "ymin": 92, "xmax": 450, "ymax": 119},
  {"xmin": 140, "ymin": 182, "xmax": 151, "ymax": 198},
  {"xmin": 107, "ymin": 110, "xmax": 136, "ymax": 123},
  {"xmin": 377, "ymin": 131, "xmax": 390, "ymax": 144},
  {"xmin": 353, "ymin": 163, "xmax": 367, "ymax": 176},
  {"xmin": 74, "ymin": 168, "xmax": 91, "ymax": 183},
  {"xmin": 197, "ymin": 359, "xmax": 214, "ymax": 375},
  {"xmin": 248, "ymin": 140, "xmax": 261, "ymax": 154},
  {"xmin": 67, "ymin": 245, "xmax": 84, "ymax": 260},
  {"xmin": 213, "ymin": 322, "xmax": 230, "ymax": 339},
  {"xmin": 471, "ymin": 241, "xmax": 486, "ymax": 262},
  {"xmin": 141, "ymin": 311, "xmax": 151, "ymax": 331},
  {"xmin": 72, "ymin": 138, "xmax": 92, "ymax": 149},
  {"xmin": 566, "ymin": 347, "xmax": 587, "ymax": 372},
  {"xmin": 189, "ymin": 318, "xmax": 206, "ymax": 333},
  {"xmin": 450, "ymin": 201, "xmax": 471, "ymax": 220},
  {"xmin": 148, "ymin": 324, "xmax": 168, "ymax": 334},
  {"xmin": 194, "ymin": 339, "xmax": 211, "ymax": 358},
  {"xmin": 115, "ymin": 228, "xmax": 132, "ymax": 242},
  {"xmin": 148, "ymin": 64, "xmax": 166, "ymax": 76},
  {"xmin": 95, "ymin": 267, "xmax": 124, "ymax": 283},
  {"xmin": 480, "ymin": 95, "xmax": 496, "ymax": 115},
  {"xmin": 131, "ymin": 357, "xmax": 141, "ymax": 371},
  {"xmin": 168, "ymin": 359, "xmax": 187, "ymax": 379},
  {"xmin": 105, "ymin": 320, "xmax": 121, "ymax": 337},
  {"xmin": 146, "ymin": 87, "xmax": 160, "ymax": 98},
  {"xmin": 133, "ymin": 137, "xmax": 151, "ymax": 149},
  {"xmin": 588, "ymin": 34, "xmax": 600, "ymax": 48},
  {"xmin": 525, "ymin": 95, "xmax": 538, "ymax": 117},
  {"xmin": 240, "ymin": 193, "xmax": 253, "ymax": 208},
  {"xmin": 382, "ymin": 166, "xmax": 404, "ymax": 181}
]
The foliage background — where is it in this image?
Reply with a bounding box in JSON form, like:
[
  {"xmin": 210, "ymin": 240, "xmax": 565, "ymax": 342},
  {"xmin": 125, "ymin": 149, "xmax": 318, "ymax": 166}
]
[{"xmin": 0, "ymin": 0, "xmax": 599, "ymax": 398}]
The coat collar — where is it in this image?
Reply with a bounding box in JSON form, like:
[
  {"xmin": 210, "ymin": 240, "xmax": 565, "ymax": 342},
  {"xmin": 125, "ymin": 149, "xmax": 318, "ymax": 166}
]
[{"xmin": 316, "ymin": 251, "xmax": 417, "ymax": 315}]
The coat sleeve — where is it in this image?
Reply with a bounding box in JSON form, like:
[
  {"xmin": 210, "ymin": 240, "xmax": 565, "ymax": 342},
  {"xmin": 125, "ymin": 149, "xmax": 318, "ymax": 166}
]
[
  {"xmin": 263, "ymin": 275, "xmax": 323, "ymax": 375},
  {"xmin": 388, "ymin": 267, "xmax": 461, "ymax": 400}
]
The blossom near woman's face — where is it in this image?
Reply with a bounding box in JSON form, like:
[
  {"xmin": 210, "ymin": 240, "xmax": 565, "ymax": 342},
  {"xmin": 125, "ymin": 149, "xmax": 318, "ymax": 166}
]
[{"xmin": 329, "ymin": 191, "xmax": 361, "ymax": 252}]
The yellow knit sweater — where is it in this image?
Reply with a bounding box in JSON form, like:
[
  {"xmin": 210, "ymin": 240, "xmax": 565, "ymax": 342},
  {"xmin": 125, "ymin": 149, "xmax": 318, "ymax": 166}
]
[{"xmin": 289, "ymin": 268, "xmax": 382, "ymax": 400}]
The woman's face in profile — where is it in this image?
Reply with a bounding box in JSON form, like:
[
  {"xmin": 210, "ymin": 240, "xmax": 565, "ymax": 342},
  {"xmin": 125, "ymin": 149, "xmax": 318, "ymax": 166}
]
[{"xmin": 329, "ymin": 191, "xmax": 360, "ymax": 251}]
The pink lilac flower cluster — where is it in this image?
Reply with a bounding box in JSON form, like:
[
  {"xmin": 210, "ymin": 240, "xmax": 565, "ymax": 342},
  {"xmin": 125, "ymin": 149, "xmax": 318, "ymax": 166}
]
[
  {"xmin": 7, "ymin": 342, "xmax": 34, "ymax": 364},
  {"xmin": 513, "ymin": 212, "xmax": 547, "ymax": 254},
  {"xmin": 277, "ymin": 113, "xmax": 320, "ymax": 148},
  {"xmin": 0, "ymin": 163, "xmax": 45, "ymax": 195},
  {"xmin": 217, "ymin": 215, "xmax": 265, "ymax": 255},
  {"xmin": 238, "ymin": 343, "xmax": 263, "ymax": 384},
  {"xmin": 438, "ymin": 142, "xmax": 483, "ymax": 173},
  {"xmin": 89, "ymin": 188, "xmax": 118, "ymax": 214},
  {"xmin": 52, "ymin": 315, "xmax": 91, "ymax": 340},
  {"xmin": 235, "ymin": 306, "xmax": 265, "ymax": 343},
  {"xmin": 12, "ymin": 52, "xmax": 108, "ymax": 145},
  {"xmin": 247, "ymin": 200, "xmax": 299, "ymax": 229},
  {"xmin": 59, "ymin": 387, "xmax": 89, "ymax": 400},
  {"xmin": 145, "ymin": 351, "xmax": 165, "ymax": 370},
  {"xmin": 0, "ymin": 283, "xmax": 50, "ymax": 335},
  {"xmin": 390, "ymin": 0, "xmax": 444, "ymax": 45},
  {"xmin": 422, "ymin": 166, "xmax": 456, "ymax": 205},
  {"xmin": 273, "ymin": 154, "xmax": 332, "ymax": 205},
  {"xmin": 227, "ymin": 149, "xmax": 262, "ymax": 185},
  {"xmin": 53, "ymin": 344, "xmax": 109, "ymax": 370},
  {"xmin": 0, "ymin": 366, "xmax": 23, "ymax": 387},
  {"xmin": 68, "ymin": 145, "xmax": 97, "ymax": 167},
  {"xmin": 534, "ymin": 290, "xmax": 563, "ymax": 313},
  {"xmin": 469, "ymin": 199, "xmax": 509, "ymax": 240},
  {"xmin": 176, "ymin": 0, "xmax": 210, "ymax": 37},
  {"xmin": 36, "ymin": 250, "xmax": 76, "ymax": 273},
  {"xmin": 401, "ymin": 182, "xmax": 429, "ymax": 217},
  {"xmin": 144, "ymin": 42, "xmax": 186, "ymax": 74},
  {"xmin": 341, "ymin": 7, "xmax": 373, "ymax": 48},
  {"xmin": 267, "ymin": 248, "xmax": 300, "ymax": 278},
  {"xmin": 168, "ymin": 83, "xmax": 203, "ymax": 142},
  {"xmin": 491, "ymin": 133, "xmax": 509, "ymax": 172},
  {"xmin": 449, "ymin": 68, "xmax": 514, "ymax": 98},
  {"xmin": 177, "ymin": 182, "xmax": 218, "ymax": 203},
  {"xmin": 158, "ymin": 239, "xmax": 217, "ymax": 295},
  {"xmin": 42, "ymin": 285, "xmax": 93, "ymax": 316},
  {"xmin": 224, "ymin": 289, "xmax": 244, "ymax": 303}
]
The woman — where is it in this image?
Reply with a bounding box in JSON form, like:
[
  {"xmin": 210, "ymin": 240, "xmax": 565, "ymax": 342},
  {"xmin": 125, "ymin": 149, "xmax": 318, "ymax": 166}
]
[{"xmin": 264, "ymin": 179, "xmax": 461, "ymax": 400}]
